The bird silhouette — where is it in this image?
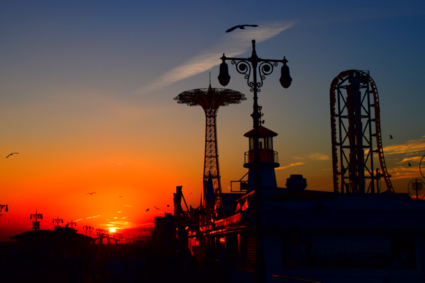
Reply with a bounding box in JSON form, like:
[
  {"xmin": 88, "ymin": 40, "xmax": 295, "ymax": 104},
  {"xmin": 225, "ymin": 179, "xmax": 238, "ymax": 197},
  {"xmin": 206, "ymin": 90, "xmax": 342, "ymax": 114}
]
[
  {"xmin": 87, "ymin": 192, "xmax": 96, "ymax": 195},
  {"xmin": 6, "ymin": 152, "xmax": 19, "ymax": 158},
  {"xmin": 146, "ymin": 208, "xmax": 149, "ymax": 212},
  {"xmin": 226, "ymin": 24, "xmax": 258, "ymax": 33},
  {"xmin": 154, "ymin": 206, "xmax": 159, "ymax": 210},
  {"xmin": 390, "ymin": 135, "xmax": 393, "ymax": 139},
  {"xmin": 408, "ymin": 163, "xmax": 412, "ymax": 166},
  {"xmin": 167, "ymin": 205, "xmax": 170, "ymax": 207}
]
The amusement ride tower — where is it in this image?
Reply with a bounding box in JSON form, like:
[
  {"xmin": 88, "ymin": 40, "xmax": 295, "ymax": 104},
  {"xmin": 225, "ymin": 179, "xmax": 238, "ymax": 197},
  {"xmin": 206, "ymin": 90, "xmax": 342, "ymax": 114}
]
[
  {"xmin": 174, "ymin": 83, "xmax": 246, "ymax": 209},
  {"xmin": 330, "ymin": 70, "xmax": 394, "ymax": 194}
]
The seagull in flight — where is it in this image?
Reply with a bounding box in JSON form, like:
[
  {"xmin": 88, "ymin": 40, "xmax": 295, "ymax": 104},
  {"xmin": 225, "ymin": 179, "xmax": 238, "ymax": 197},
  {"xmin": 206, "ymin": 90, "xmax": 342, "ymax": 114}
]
[
  {"xmin": 167, "ymin": 205, "xmax": 170, "ymax": 207},
  {"xmin": 226, "ymin": 24, "xmax": 258, "ymax": 33},
  {"xmin": 408, "ymin": 163, "xmax": 412, "ymax": 167},
  {"xmin": 6, "ymin": 152, "xmax": 19, "ymax": 158},
  {"xmin": 87, "ymin": 192, "xmax": 96, "ymax": 195},
  {"xmin": 390, "ymin": 135, "xmax": 393, "ymax": 139},
  {"xmin": 146, "ymin": 208, "xmax": 149, "ymax": 212}
]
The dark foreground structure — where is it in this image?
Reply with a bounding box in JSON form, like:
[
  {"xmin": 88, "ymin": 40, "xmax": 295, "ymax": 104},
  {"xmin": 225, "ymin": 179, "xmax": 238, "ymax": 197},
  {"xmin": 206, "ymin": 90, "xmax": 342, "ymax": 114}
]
[
  {"xmin": 175, "ymin": 123, "xmax": 425, "ymax": 283},
  {"xmin": 0, "ymin": 238, "xmax": 214, "ymax": 283}
]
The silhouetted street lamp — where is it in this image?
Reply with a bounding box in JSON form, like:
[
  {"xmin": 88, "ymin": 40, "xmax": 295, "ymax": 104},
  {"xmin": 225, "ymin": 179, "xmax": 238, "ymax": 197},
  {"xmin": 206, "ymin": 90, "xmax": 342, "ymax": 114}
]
[
  {"xmin": 30, "ymin": 210, "xmax": 43, "ymax": 230},
  {"xmin": 0, "ymin": 204, "xmax": 8, "ymax": 217},
  {"xmin": 83, "ymin": 225, "xmax": 94, "ymax": 236},
  {"xmin": 218, "ymin": 39, "xmax": 292, "ymax": 283},
  {"xmin": 96, "ymin": 228, "xmax": 105, "ymax": 236},
  {"xmin": 52, "ymin": 217, "xmax": 64, "ymax": 230},
  {"xmin": 67, "ymin": 221, "xmax": 77, "ymax": 229}
]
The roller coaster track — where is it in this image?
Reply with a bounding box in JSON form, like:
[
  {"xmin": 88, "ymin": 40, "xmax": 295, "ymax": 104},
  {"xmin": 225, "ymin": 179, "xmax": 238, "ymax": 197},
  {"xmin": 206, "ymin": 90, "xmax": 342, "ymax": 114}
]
[{"xmin": 330, "ymin": 70, "xmax": 394, "ymax": 193}]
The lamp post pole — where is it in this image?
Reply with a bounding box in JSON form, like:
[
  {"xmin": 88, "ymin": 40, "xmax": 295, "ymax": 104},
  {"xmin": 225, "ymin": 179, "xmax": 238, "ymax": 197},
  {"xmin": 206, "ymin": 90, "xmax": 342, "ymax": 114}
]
[
  {"xmin": 67, "ymin": 221, "xmax": 77, "ymax": 229},
  {"xmin": 0, "ymin": 204, "xmax": 8, "ymax": 218},
  {"xmin": 52, "ymin": 217, "xmax": 64, "ymax": 230},
  {"xmin": 30, "ymin": 210, "xmax": 43, "ymax": 230},
  {"xmin": 83, "ymin": 225, "xmax": 94, "ymax": 236},
  {"xmin": 218, "ymin": 39, "xmax": 292, "ymax": 283}
]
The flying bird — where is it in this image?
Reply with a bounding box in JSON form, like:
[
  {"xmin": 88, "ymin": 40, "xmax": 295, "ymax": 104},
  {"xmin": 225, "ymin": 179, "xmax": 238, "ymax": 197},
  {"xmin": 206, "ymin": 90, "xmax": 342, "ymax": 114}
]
[
  {"xmin": 87, "ymin": 192, "xmax": 96, "ymax": 195},
  {"xmin": 408, "ymin": 163, "xmax": 412, "ymax": 167},
  {"xmin": 226, "ymin": 24, "xmax": 258, "ymax": 33},
  {"xmin": 390, "ymin": 135, "xmax": 393, "ymax": 139},
  {"xmin": 167, "ymin": 205, "xmax": 170, "ymax": 207},
  {"xmin": 146, "ymin": 208, "xmax": 149, "ymax": 212},
  {"xmin": 6, "ymin": 152, "xmax": 19, "ymax": 158}
]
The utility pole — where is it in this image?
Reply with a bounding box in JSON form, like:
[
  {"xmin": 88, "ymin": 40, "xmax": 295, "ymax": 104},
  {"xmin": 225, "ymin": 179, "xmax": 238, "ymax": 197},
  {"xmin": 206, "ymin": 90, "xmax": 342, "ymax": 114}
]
[{"xmin": 30, "ymin": 210, "xmax": 43, "ymax": 230}]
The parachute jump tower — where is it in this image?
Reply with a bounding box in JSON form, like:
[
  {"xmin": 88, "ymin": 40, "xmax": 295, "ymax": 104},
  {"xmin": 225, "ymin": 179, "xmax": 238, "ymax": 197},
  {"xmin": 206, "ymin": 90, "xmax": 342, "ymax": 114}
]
[
  {"xmin": 330, "ymin": 70, "xmax": 394, "ymax": 194},
  {"xmin": 174, "ymin": 84, "xmax": 246, "ymax": 208}
]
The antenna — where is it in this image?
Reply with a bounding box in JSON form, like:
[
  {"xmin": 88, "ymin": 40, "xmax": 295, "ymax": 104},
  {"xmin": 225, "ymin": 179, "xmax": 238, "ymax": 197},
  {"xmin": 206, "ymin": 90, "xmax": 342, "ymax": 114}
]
[{"xmin": 209, "ymin": 72, "xmax": 211, "ymax": 87}]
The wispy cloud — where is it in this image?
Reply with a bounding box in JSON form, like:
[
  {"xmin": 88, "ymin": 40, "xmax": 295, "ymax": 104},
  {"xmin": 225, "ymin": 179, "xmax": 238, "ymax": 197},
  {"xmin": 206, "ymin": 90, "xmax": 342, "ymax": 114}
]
[
  {"xmin": 399, "ymin": 156, "xmax": 422, "ymax": 164},
  {"xmin": 275, "ymin": 162, "xmax": 304, "ymax": 170},
  {"xmin": 117, "ymin": 211, "xmax": 121, "ymax": 213},
  {"xmin": 309, "ymin": 153, "xmax": 330, "ymax": 161},
  {"xmin": 136, "ymin": 21, "xmax": 295, "ymax": 94},
  {"xmin": 75, "ymin": 218, "xmax": 82, "ymax": 222},
  {"xmin": 86, "ymin": 215, "xmax": 101, "ymax": 219},
  {"xmin": 388, "ymin": 166, "xmax": 421, "ymax": 180},
  {"xmin": 383, "ymin": 136, "xmax": 425, "ymax": 155}
]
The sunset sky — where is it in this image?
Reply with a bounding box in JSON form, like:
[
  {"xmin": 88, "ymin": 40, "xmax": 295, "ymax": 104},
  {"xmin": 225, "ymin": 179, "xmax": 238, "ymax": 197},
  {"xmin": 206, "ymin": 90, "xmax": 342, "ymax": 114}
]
[{"xmin": 1, "ymin": 1, "xmax": 425, "ymax": 241}]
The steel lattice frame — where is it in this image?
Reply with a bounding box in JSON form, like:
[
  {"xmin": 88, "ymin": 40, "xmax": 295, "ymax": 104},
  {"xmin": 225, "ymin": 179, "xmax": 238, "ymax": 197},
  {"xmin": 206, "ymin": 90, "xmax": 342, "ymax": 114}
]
[
  {"xmin": 174, "ymin": 86, "xmax": 246, "ymax": 208},
  {"xmin": 330, "ymin": 70, "xmax": 394, "ymax": 193}
]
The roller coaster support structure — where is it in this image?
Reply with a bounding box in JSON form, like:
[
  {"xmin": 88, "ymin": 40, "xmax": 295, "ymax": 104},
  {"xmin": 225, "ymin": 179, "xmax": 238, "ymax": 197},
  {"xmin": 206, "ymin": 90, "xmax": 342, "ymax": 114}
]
[{"xmin": 330, "ymin": 70, "xmax": 394, "ymax": 194}]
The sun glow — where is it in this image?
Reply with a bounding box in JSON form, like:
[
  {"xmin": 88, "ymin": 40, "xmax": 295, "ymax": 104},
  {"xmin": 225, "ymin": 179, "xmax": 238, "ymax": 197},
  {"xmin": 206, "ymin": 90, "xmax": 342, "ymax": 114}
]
[{"xmin": 109, "ymin": 228, "xmax": 116, "ymax": 233}]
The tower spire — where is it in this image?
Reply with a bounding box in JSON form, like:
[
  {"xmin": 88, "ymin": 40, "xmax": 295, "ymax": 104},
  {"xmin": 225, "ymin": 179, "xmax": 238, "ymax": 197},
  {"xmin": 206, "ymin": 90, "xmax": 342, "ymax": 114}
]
[{"xmin": 174, "ymin": 85, "xmax": 246, "ymax": 211}]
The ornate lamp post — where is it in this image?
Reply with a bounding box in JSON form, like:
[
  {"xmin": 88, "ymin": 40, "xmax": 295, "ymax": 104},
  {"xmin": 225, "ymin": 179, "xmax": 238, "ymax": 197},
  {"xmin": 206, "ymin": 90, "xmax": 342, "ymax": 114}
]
[
  {"xmin": 30, "ymin": 210, "xmax": 43, "ymax": 230},
  {"xmin": 52, "ymin": 217, "xmax": 64, "ymax": 230},
  {"xmin": 67, "ymin": 221, "xmax": 77, "ymax": 229},
  {"xmin": 218, "ymin": 39, "xmax": 292, "ymax": 283},
  {"xmin": 0, "ymin": 204, "xmax": 8, "ymax": 217},
  {"xmin": 96, "ymin": 228, "xmax": 106, "ymax": 244},
  {"xmin": 83, "ymin": 225, "xmax": 94, "ymax": 236}
]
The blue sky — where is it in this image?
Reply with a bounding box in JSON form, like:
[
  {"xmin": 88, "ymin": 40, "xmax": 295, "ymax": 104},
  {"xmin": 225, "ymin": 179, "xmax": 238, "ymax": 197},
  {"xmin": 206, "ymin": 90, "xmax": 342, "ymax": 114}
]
[{"xmin": 0, "ymin": 0, "xmax": 425, "ymax": 239}]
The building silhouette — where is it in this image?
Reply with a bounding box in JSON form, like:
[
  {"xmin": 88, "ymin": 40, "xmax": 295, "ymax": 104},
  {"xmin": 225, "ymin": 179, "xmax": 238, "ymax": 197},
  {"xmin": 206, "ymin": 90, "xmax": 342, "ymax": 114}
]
[
  {"xmin": 176, "ymin": 123, "xmax": 425, "ymax": 283},
  {"xmin": 10, "ymin": 227, "xmax": 91, "ymax": 259}
]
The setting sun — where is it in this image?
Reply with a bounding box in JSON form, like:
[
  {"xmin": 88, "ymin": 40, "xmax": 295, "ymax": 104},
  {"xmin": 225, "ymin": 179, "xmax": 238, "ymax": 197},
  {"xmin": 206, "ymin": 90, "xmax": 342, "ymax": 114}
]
[{"xmin": 109, "ymin": 228, "xmax": 116, "ymax": 233}]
